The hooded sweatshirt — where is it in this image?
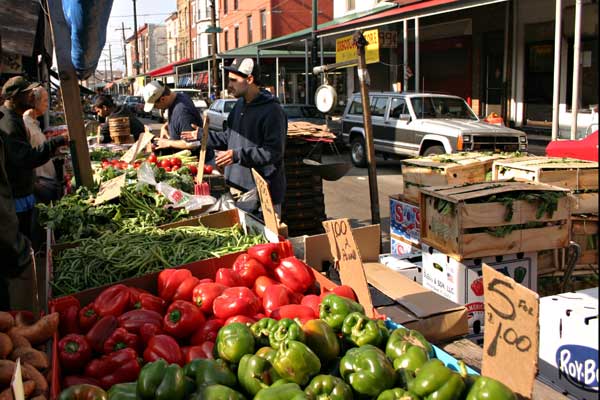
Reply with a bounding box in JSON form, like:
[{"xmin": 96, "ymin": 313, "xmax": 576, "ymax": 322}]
[{"xmin": 208, "ymin": 90, "xmax": 287, "ymax": 204}]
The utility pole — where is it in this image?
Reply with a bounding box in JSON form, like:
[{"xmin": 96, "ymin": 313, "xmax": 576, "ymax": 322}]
[
  {"xmin": 310, "ymin": 0, "xmax": 318, "ymax": 105},
  {"xmin": 117, "ymin": 22, "xmax": 129, "ymax": 76},
  {"xmin": 108, "ymin": 44, "xmax": 114, "ymax": 81},
  {"xmin": 103, "ymin": 59, "xmax": 107, "ymax": 83},
  {"xmin": 188, "ymin": 0, "xmax": 193, "ymax": 58},
  {"xmin": 210, "ymin": 0, "xmax": 218, "ymax": 96},
  {"xmin": 132, "ymin": 0, "xmax": 140, "ymax": 75}
]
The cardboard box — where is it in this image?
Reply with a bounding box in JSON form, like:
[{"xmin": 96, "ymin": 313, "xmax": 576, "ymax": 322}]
[
  {"xmin": 389, "ymin": 194, "xmax": 421, "ymax": 244},
  {"xmin": 379, "ymin": 252, "xmax": 423, "ymax": 284},
  {"xmin": 421, "ymin": 244, "xmax": 538, "ymax": 334},
  {"xmin": 390, "ymin": 234, "xmax": 420, "ymax": 256},
  {"xmin": 538, "ymin": 288, "xmax": 599, "ymax": 400},
  {"xmin": 299, "ymin": 224, "xmax": 468, "ymax": 342}
]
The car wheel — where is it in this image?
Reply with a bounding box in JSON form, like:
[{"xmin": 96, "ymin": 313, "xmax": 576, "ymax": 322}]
[
  {"xmin": 423, "ymin": 145, "xmax": 445, "ymax": 156},
  {"xmin": 351, "ymin": 137, "xmax": 367, "ymax": 168}
]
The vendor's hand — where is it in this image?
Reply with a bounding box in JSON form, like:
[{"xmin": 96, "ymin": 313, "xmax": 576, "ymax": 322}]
[
  {"xmin": 181, "ymin": 123, "xmax": 201, "ymax": 140},
  {"xmin": 154, "ymin": 138, "xmax": 172, "ymax": 150},
  {"xmin": 215, "ymin": 149, "xmax": 234, "ymax": 168},
  {"xmin": 160, "ymin": 123, "xmax": 169, "ymax": 139}
]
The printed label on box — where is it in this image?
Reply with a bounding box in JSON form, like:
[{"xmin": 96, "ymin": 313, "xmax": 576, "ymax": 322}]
[
  {"xmin": 390, "ymin": 197, "xmax": 420, "ymax": 244},
  {"xmin": 390, "ymin": 235, "xmax": 417, "ymax": 256},
  {"xmin": 556, "ymin": 345, "xmax": 599, "ymax": 392}
]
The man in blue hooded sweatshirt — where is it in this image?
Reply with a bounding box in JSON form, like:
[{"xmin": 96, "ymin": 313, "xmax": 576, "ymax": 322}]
[{"xmin": 155, "ymin": 58, "xmax": 287, "ymax": 214}]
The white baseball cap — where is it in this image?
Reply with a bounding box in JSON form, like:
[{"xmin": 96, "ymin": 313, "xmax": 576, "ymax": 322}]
[{"xmin": 142, "ymin": 81, "xmax": 166, "ymax": 112}]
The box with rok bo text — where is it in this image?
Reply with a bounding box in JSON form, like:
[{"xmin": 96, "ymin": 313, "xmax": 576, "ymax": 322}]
[
  {"xmin": 538, "ymin": 288, "xmax": 599, "ymax": 400},
  {"xmin": 389, "ymin": 194, "xmax": 420, "ymax": 245},
  {"xmin": 379, "ymin": 252, "xmax": 423, "ymax": 284},
  {"xmin": 421, "ymin": 244, "xmax": 537, "ymax": 334}
]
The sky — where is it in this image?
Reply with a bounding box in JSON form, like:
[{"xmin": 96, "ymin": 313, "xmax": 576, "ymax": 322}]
[{"xmin": 100, "ymin": 0, "xmax": 178, "ymax": 73}]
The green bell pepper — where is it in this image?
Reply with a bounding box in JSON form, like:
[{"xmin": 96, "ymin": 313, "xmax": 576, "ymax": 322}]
[
  {"xmin": 188, "ymin": 358, "xmax": 237, "ymax": 387},
  {"xmin": 137, "ymin": 360, "xmax": 185, "ymax": 400},
  {"xmin": 193, "ymin": 384, "xmax": 246, "ymax": 400},
  {"xmin": 376, "ymin": 388, "xmax": 421, "ymax": 400},
  {"xmin": 216, "ymin": 322, "xmax": 255, "ymax": 364},
  {"xmin": 320, "ymin": 294, "xmax": 364, "ymax": 331},
  {"xmin": 386, "ymin": 328, "xmax": 434, "ymax": 362},
  {"xmin": 339, "ymin": 344, "xmax": 396, "ymax": 397},
  {"xmin": 407, "ymin": 359, "xmax": 466, "ymax": 400},
  {"xmin": 273, "ymin": 340, "xmax": 321, "ymax": 386},
  {"xmin": 107, "ymin": 382, "xmax": 138, "ymax": 400},
  {"xmin": 254, "ymin": 382, "xmax": 308, "ymax": 400},
  {"xmin": 304, "ymin": 374, "xmax": 353, "ymax": 400},
  {"xmin": 238, "ymin": 354, "xmax": 279, "ymax": 396},
  {"xmin": 269, "ymin": 318, "xmax": 306, "ymax": 349},
  {"xmin": 341, "ymin": 312, "xmax": 388, "ymax": 347},
  {"xmin": 303, "ymin": 319, "xmax": 340, "ymax": 365},
  {"xmin": 465, "ymin": 377, "xmax": 517, "ymax": 400},
  {"xmin": 251, "ymin": 318, "xmax": 278, "ymax": 347},
  {"xmin": 255, "ymin": 346, "xmax": 278, "ymax": 364},
  {"xmin": 392, "ymin": 346, "xmax": 430, "ymax": 373}
]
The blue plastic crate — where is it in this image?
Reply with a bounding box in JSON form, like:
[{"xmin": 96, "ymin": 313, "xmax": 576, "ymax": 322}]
[{"xmin": 385, "ymin": 319, "xmax": 480, "ymax": 376}]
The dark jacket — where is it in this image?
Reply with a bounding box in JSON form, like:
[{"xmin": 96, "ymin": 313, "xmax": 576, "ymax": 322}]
[
  {"xmin": 99, "ymin": 105, "xmax": 145, "ymax": 143},
  {"xmin": 0, "ymin": 106, "xmax": 66, "ymax": 198},
  {"xmin": 0, "ymin": 111, "xmax": 32, "ymax": 275},
  {"xmin": 208, "ymin": 90, "xmax": 287, "ymax": 204},
  {"xmin": 168, "ymin": 93, "xmax": 203, "ymax": 140}
]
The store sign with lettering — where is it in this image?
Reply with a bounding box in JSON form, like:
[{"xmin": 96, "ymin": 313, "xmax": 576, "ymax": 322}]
[{"xmin": 335, "ymin": 29, "xmax": 380, "ymax": 65}]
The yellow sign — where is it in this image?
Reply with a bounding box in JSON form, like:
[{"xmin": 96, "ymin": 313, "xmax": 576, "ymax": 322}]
[{"xmin": 335, "ymin": 29, "xmax": 380, "ymax": 65}]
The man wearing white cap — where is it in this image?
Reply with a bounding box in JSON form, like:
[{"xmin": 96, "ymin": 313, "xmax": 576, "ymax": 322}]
[{"xmin": 142, "ymin": 80, "xmax": 202, "ymax": 143}]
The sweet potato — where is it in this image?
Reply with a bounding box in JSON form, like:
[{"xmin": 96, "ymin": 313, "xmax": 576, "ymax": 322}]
[
  {"xmin": 7, "ymin": 332, "xmax": 30, "ymax": 349},
  {"xmin": 0, "ymin": 333, "xmax": 12, "ymax": 358},
  {"xmin": 30, "ymin": 396, "xmax": 47, "ymax": 400},
  {"xmin": 21, "ymin": 363, "xmax": 47, "ymax": 396},
  {"xmin": 10, "ymin": 347, "xmax": 48, "ymax": 370},
  {"xmin": 14, "ymin": 313, "xmax": 33, "ymax": 328},
  {"xmin": 9, "ymin": 313, "xmax": 58, "ymax": 346},
  {"xmin": 0, "ymin": 360, "xmax": 16, "ymax": 385},
  {"xmin": 0, "ymin": 313, "xmax": 14, "ymax": 332},
  {"xmin": 0, "ymin": 380, "xmax": 35, "ymax": 399}
]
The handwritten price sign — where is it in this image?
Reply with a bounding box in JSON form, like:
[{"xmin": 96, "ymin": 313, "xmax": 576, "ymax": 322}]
[
  {"xmin": 482, "ymin": 265, "xmax": 539, "ymax": 399},
  {"xmin": 120, "ymin": 130, "xmax": 154, "ymax": 164},
  {"xmin": 322, "ymin": 219, "xmax": 375, "ymax": 318},
  {"xmin": 251, "ymin": 168, "xmax": 279, "ymax": 236},
  {"xmin": 94, "ymin": 174, "xmax": 127, "ymax": 205}
]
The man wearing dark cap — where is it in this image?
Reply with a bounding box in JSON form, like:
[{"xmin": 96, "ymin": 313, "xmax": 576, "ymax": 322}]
[
  {"xmin": 93, "ymin": 94, "xmax": 145, "ymax": 143},
  {"xmin": 0, "ymin": 76, "xmax": 67, "ymax": 240}
]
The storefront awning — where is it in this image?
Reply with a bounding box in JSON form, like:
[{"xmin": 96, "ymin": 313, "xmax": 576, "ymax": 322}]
[{"xmin": 148, "ymin": 58, "xmax": 191, "ymax": 77}]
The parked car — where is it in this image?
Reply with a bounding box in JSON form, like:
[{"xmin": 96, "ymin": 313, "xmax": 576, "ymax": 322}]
[
  {"xmin": 124, "ymin": 96, "xmax": 145, "ymax": 116},
  {"xmin": 114, "ymin": 95, "xmax": 126, "ymax": 107},
  {"xmin": 205, "ymin": 98, "xmax": 238, "ymax": 131},
  {"xmin": 546, "ymin": 130, "xmax": 598, "ymax": 161},
  {"xmin": 152, "ymin": 88, "xmax": 209, "ymax": 122},
  {"xmin": 341, "ymin": 92, "xmax": 528, "ymax": 167},
  {"xmin": 281, "ymin": 104, "xmax": 326, "ymax": 124}
]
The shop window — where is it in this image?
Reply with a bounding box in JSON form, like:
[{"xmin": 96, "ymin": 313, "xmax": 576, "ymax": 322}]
[
  {"xmin": 566, "ymin": 38, "xmax": 598, "ymax": 112},
  {"xmin": 224, "ymin": 30, "xmax": 229, "ymax": 51},
  {"xmin": 247, "ymin": 15, "xmax": 253, "ymax": 43},
  {"xmin": 234, "ymin": 0, "xmax": 238, "ymax": 10},
  {"xmin": 223, "ymin": 0, "xmax": 228, "ymax": 15},
  {"xmin": 260, "ymin": 10, "xmax": 267, "ymax": 40},
  {"xmin": 234, "ymin": 26, "xmax": 239, "ymax": 48},
  {"xmin": 346, "ymin": 0, "xmax": 355, "ymax": 12},
  {"xmin": 370, "ymin": 97, "xmax": 388, "ymax": 117},
  {"xmin": 349, "ymin": 98, "xmax": 363, "ymax": 115}
]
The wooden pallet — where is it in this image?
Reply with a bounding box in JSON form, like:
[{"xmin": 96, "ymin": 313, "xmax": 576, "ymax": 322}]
[
  {"xmin": 420, "ymin": 181, "xmax": 572, "ymax": 260},
  {"xmin": 287, "ymin": 121, "xmax": 336, "ymax": 139},
  {"xmin": 401, "ymin": 152, "xmax": 523, "ymax": 204},
  {"xmin": 492, "ymin": 156, "xmax": 598, "ymax": 214}
]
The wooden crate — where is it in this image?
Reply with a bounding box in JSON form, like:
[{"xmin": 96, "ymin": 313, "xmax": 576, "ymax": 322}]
[
  {"xmin": 420, "ymin": 181, "xmax": 572, "ymax": 260},
  {"xmin": 401, "ymin": 152, "xmax": 522, "ymax": 204},
  {"xmin": 492, "ymin": 156, "xmax": 598, "ymax": 214}
]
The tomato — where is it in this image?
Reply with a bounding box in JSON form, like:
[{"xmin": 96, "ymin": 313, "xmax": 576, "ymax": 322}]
[
  {"xmin": 148, "ymin": 153, "xmax": 158, "ymax": 163},
  {"xmin": 203, "ymin": 165, "xmax": 213, "ymax": 175},
  {"xmin": 172, "ymin": 165, "xmax": 180, "ymax": 171},
  {"xmin": 164, "ymin": 166, "xmax": 172, "ymax": 172},
  {"xmin": 170, "ymin": 157, "xmax": 182, "ymax": 167},
  {"xmin": 111, "ymin": 159, "xmax": 120, "ymax": 166},
  {"xmin": 160, "ymin": 159, "xmax": 172, "ymax": 169},
  {"xmin": 119, "ymin": 161, "xmax": 129, "ymax": 170},
  {"xmin": 101, "ymin": 158, "xmax": 108, "ymax": 163},
  {"xmin": 133, "ymin": 161, "xmax": 141, "ymax": 169},
  {"xmin": 188, "ymin": 165, "xmax": 198, "ymax": 175},
  {"xmin": 101, "ymin": 161, "xmax": 110, "ymax": 169}
]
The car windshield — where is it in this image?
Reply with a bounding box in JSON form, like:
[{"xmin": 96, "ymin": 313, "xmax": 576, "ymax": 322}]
[
  {"xmin": 410, "ymin": 96, "xmax": 477, "ymax": 120},
  {"xmin": 223, "ymin": 101, "xmax": 236, "ymax": 113}
]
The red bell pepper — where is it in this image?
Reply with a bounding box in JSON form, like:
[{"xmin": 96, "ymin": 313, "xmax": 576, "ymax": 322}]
[
  {"xmin": 143, "ymin": 334, "xmax": 184, "ymax": 366},
  {"xmin": 213, "ymin": 287, "xmax": 261, "ymax": 320},
  {"xmin": 93, "ymin": 284, "xmax": 131, "ymax": 317},
  {"xmin": 103, "ymin": 327, "xmax": 139, "ymax": 354},
  {"xmin": 192, "ymin": 282, "xmax": 226, "ymax": 314},
  {"xmin": 215, "ymin": 268, "xmax": 244, "ymax": 287},
  {"xmin": 158, "ymin": 269, "xmax": 192, "ymax": 302},
  {"xmin": 232, "ymin": 254, "xmax": 268, "ymax": 287},
  {"xmin": 182, "ymin": 342, "xmax": 214, "ymax": 363},
  {"xmin": 224, "ymin": 315, "xmax": 256, "ymax": 326},
  {"xmin": 133, "ymin": 293, "xmax": 165, "ymax": 314},
  {"xmin": 321, "ymin": 285, "xmax": 357, "ymax": 302},
  {"xmin": 247, "ymin": 243, "xmax": 285, "ymax": 270},
  {"xmin": 274, "ymin": 256, "xmax": 315, "ymax": 294},
  {"xmin": 85, "ymin": 348, "xmax": 141, "ymax": 389},
  {"xmin": 198, "ymin": 278, "xmax": 214, "ymax": 284},
  {"xmin": 163, "ymin": 300, "xmax": 205, "ymax": 339},
  {"xmin": 140, "ymin": 322, "xmax": 163, "ymax": 345},
  {"xmin": 118, "ymin": 309, "xmax": 162, "ymax": 334},
  {"xmin": 172, "ymin": 276, "xmax": 201, "ymax": 302},
  {"xmin": 62, "ymin": 376, "xmax": 101, "ymax": 389},
  {"xmin": 79, "ymin": 304, "xmax": 98, "ymax": 333},
  {"xmin": 271, "ymin": 304, "xmax": 316, "ymax": 325},
  {"xmin": 85, "ymin": 315, "xmax": 118, "ymax": 353},
  {"xmin": 59, "ymin": 304, "xmax": 81, "ymax": 335},
  {"xmin": 262, "ymin": 284, "xmax": 293, "ymax": 317},
  {"xmin": 128, "ymin": 287, "xmax": 149, "ymax": 307},
  {"xmin": 301, "ymin": 294, "xmax": 322, "ymax": 317},
  {"xmin": 190, "ymin": 318, "xmax": 224, "ymax": 345},
  {"xmin": 253, "ymin": 275, "xmax": 278, "ymax": 298},
  {"xmin": 58, "ymin": 334, "xmax": 92, "ymax": 371}
]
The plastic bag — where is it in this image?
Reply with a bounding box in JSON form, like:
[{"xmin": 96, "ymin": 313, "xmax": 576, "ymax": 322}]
[{"xmin": 235, "ymin": 188, "xmax": 259, "ymax": 213}]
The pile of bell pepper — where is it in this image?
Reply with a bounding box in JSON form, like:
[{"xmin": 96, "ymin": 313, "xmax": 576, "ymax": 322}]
[{"xmin": 56, "ymin": 242, "xmax": 518, "ymax": 399}]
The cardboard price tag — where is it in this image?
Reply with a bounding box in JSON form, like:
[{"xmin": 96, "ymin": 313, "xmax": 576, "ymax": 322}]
[
  {"xmin": 120, "ymin": 130, "xmax": 155, "ymax": 164},
  {"xmin": 251, "ymin": 168, "xmax": 279, "ymax": 236},
  {"xmin": 482, "ymin": 264, "xmax": 539, "ymax": 399},
  {"xmin": 94, "ymin": 174, "xmax": 127, "ymax": 205},
  {"xmin": 11, "ymin": 358, "xmax": 24, "ymax": 400},
  {"xmin": 322, "ymin": 219, "xmax": 375, "ymax": 318}
]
